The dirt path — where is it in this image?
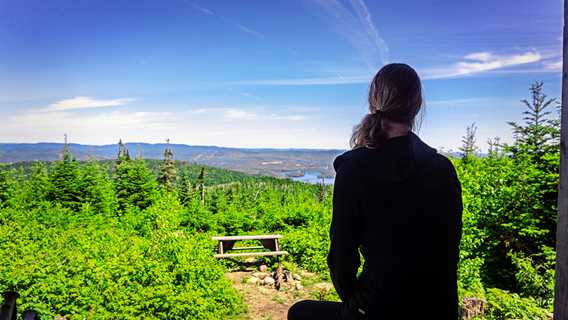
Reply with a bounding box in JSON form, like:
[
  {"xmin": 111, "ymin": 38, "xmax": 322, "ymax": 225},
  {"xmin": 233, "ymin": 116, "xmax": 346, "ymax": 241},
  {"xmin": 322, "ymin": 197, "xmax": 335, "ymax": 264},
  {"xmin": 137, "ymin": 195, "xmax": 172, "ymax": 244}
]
[{"xmin": 226, "ymin": 270, "xmax": 334, "ymax": 320}]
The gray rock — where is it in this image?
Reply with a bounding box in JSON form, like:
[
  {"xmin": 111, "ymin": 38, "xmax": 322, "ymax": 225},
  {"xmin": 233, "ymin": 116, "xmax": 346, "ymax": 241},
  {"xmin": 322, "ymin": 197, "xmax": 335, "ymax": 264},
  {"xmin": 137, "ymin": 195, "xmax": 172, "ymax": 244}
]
[
  {"xmin": 264, "ymin": 276, "xmax": 275, "ymax": 286},
  {"xmin": 285, "ymin": 272, "xmax": 295, "ymax": 284},
  {"xmin": 252, "ymin": 272, "xmax": 268, "ymax": 280}
]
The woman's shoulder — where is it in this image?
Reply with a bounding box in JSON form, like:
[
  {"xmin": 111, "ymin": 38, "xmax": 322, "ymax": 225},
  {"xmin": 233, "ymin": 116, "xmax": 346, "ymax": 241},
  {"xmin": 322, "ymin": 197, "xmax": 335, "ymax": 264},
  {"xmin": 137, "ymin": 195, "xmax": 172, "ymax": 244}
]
[
  {"xmin": 432, "ymin": 152, "xmax": 459, "ymax": 176},
  {"xmin": 420, "ymin": 149, "xmax": 459, "ymax": 183},
  {"xmin": 409, "ymin": 133, "xmax": 455, "ymax": 170},
  {"xmin": 333, "ymin": 147, "xmax": 374, "ymax": 173}
]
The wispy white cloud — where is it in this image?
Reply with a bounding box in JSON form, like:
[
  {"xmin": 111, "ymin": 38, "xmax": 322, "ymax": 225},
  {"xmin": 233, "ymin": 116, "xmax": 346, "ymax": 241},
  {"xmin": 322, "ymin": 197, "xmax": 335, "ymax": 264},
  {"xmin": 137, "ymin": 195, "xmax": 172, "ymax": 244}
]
[
  {"xmin": 44, "ymin": 96, "xmax": 134, "ymax": 112},
  {"xmin": 312, "ymin": 0, "xmax": 388, "ymax": 69},
  {"xmin": 190, "ymin": 2, "xmax": 214, "ymax": 15},
  {"xmin": 188, "ymin": 108, "xmax": 211, "ymax": 114},
  {"xmin": 543, "ymin": 59, "xmax": 562, "ymax": 71},
  {"xmin": 223, "ymin": 108, "xmax": 258, "ymax": 121},
  {"xmin": 463, "ymin": 52, "xmax": 493, "ymax": 62},
  {"xmin": 267, "ymin": 114, "xmax": 308, "ymax": 121},
  {"xmin": 457, "ymin": 51, "xmax": 541, "ymax": 74},
  {"xmin": 189, "ymin": 2, "xmax": 264, "ymax": 39},
  {"xmin": 421, "ymin": 51, "xmax": 542, "ymax": 79},
  {"xmin": 236, "ymin": 23, "xmax": 265, "ymax": 39},
  {"xmin": 231, "ymin": 50, "xmax": 550, "ymax": 86},
  {"xmin": 239, "ymin": 91, "xmax": 263, "ymax": 100},
  {"xmin": 0, "ymin": 107, "xmax": 318, "ymax": 147},
  {"xmin": 197, "ymin": 107, "xmax": 308, "ymax": 121},
  {"xmin": 0, "ymin": 110, "xmax": 173, "ymax": 144},
  {"xmin": 348, "ymin": 0, "xmax": 386, "ymax": 59}
]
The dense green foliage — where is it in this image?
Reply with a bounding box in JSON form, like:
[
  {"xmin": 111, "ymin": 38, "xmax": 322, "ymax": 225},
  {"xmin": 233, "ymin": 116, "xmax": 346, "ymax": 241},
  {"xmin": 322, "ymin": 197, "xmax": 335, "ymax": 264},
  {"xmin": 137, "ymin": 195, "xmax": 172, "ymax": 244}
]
[
  {"xmin": 0, "ymin": 81, "xmax": 560, "ymax": 319},
  {"xmin": 158, "ymin": 142, "xmax": 176, "ymax": 191},
  {"xmin": 455, "ymin": 81, "xmax": 559, "ymax": 319},
  {"xmin": 0, "ymin": 142, "xmax": 330, "ymax": 318},
  {"xmin": 114, "ymin": 159, "xmax": 157, "ymax": 212},
  {"xmin": 0, "ymin": 204, "xmax": 244, "ymax": 319},
  {"xmin": 46, "ymin": 147, "xmax": 83, "ymax": 211}
]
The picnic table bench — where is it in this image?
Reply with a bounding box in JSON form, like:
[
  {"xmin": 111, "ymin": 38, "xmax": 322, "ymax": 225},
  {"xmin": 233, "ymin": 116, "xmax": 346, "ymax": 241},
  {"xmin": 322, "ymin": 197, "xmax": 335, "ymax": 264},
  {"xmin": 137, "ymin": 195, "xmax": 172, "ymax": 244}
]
[{"xmin": 212, "ymin": 235, "xmax": 288, "ymax": 259}]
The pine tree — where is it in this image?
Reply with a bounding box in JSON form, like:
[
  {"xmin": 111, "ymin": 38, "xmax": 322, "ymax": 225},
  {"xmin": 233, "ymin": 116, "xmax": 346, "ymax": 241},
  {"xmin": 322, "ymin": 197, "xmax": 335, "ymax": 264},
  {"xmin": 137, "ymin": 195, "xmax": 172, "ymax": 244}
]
[
  {"xmin": 114, "ymin": 159, "xmax": 157, "ymax": 212},
  {"xmin": 479, "ymin": 81, "xmax": 561, "ymax": 296},
  {"xmin": 0, "ymin": 165, "xmax": 14, "ymax": 207},
  {"xmin": 460, "ymin": 123, "xmax": 478, "ymax": 162},
  {"xmin": 317, "ymin": 176, "xmax": 326, "ymax": 202},
  {"xmin": 47, "ymin": 136, "xmax": 83, "ymax": 210},
  {"xmin": 117, "ymin": 139, "xmax": 130, "ymax": 165},
  {"xmin": 487, "ymin": 137, "xmax": 502, "ymax": 158},
  {"xmin": 197, "ymin": 167, "xmax": 206, "ymax": 204},
  {"xmin": 176, "ymin": 168, "xmax": 193, "ymax": 206},
  {"xmin": 507, "ymin": 81, "xmax": 558, "ymax": 162},
  {"xmin": 158, "ymin": 139, "xmax": 176, "ymax": 191},
  {"xmin": 26, "ymin": 162, "xmax": 50, "ymax": 203},
  {"xmin": 80, "ymin": 159, "xmax": 116, "ymax": 215}
]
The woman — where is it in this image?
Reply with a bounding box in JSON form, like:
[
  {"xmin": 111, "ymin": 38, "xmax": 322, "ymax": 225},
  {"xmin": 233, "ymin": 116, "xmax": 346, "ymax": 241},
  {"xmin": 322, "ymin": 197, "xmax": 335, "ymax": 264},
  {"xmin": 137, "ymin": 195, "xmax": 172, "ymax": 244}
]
[{"xmin": 288, "ymin": 63, "xmax": 463, "ymax": 319}]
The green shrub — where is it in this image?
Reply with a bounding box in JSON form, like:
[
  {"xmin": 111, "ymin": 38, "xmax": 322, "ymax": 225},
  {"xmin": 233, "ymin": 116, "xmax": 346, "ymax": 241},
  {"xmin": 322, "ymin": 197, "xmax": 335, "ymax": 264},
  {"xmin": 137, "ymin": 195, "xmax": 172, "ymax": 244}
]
[
  {"xmin": 510, "ymin": 249, "xmax": 555, "ymax": 308},
  {"xmin": 282, "ymin": 223, "xmax": 331, "ymax": 276},
  {"xmin": 485, "ymin": 288, "xmax": 550, "ymax": 320},
  {"xmin": 0, "ymin": 204, "xmax": 244, "ymax": 319}
]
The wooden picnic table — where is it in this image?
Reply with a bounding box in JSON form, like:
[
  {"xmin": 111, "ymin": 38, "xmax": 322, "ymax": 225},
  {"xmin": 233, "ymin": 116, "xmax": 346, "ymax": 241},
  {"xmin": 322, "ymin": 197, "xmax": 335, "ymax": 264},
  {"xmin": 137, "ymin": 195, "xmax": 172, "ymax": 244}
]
[{"xmin": 212, "ymin": 234, "xmax": 289, "ymax": 259}]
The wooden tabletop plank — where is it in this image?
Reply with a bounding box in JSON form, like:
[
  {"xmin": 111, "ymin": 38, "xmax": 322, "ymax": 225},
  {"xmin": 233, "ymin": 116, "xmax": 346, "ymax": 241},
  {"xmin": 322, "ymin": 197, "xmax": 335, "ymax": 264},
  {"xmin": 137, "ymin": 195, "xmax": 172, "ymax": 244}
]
[
  {"xmin": 231, "ymin": 246, "xmax": 265, "ymax": 251},
  {"xmin": 212, "ymin": 235, "xmax": 283, "ymax": 241},
  {"xmin": 214, "ymin": 251, "xmax": 289, "ymax": 258}
]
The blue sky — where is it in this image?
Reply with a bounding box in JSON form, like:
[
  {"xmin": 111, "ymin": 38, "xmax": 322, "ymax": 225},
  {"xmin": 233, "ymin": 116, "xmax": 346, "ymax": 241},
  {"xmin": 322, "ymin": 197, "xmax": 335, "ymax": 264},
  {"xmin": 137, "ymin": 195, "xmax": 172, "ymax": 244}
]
[{"xmin": 0, "ymin": 0, "xmax": 563, "ymax": 150}]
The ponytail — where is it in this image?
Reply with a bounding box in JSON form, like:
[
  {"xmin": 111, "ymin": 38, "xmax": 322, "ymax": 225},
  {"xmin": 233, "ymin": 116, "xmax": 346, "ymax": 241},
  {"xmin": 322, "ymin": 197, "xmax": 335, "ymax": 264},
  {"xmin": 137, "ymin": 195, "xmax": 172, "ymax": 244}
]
[
  {"xmin": 350, "ymin": 63, "xmax": 422, "ymax": 149},
  {"xmin": 350, "ymin": 111, "xmax": 388, "ymax": 149}
]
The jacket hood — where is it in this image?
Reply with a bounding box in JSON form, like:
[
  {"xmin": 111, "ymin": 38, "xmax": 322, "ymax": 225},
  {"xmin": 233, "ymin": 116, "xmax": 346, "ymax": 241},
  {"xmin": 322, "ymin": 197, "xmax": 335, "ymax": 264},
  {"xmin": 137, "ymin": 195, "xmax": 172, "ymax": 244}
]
[{"xmin": 334, "ymin": 132, "xmax": 438, "ymax": 183}]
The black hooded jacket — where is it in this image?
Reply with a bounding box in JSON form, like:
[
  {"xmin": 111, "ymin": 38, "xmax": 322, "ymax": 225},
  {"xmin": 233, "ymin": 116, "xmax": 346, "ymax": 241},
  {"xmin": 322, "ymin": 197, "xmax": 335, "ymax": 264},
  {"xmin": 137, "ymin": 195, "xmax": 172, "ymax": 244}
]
[{"xmin": 327, "ymin": 132, "xmax": 463, "ymax": 319}]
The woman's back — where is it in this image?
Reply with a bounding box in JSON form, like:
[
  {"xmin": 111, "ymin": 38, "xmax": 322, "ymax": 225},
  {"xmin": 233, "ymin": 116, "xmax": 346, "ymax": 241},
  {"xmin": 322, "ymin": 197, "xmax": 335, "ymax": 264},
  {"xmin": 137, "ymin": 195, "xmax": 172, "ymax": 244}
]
[
  {"xmin": 328, "ymin": 132, "xmax": 462, "ymax": 318},
  {"xmin": 288, "ymin": 63, "xmax": 463, "ymax": 320}
]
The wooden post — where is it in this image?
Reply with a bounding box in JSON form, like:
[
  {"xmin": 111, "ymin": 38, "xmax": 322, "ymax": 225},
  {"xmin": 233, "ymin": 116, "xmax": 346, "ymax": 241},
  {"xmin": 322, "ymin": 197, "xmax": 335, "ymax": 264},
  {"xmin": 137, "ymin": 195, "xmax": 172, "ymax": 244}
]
[{"xmin": 555, "ymin": 0, "xmax": 568, "ymax": 318}]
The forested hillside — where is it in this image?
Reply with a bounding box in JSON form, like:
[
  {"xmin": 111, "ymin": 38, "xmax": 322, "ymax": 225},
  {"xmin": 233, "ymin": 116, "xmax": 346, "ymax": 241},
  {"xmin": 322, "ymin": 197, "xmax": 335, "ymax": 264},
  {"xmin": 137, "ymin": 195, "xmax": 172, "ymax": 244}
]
[
  {"xmin": 0, "ymin": 82, "xmax": 560, "ymax": 319},
  {"xmin": 0, "ymin": 142, "xmax": 341, "ymax": 178}
]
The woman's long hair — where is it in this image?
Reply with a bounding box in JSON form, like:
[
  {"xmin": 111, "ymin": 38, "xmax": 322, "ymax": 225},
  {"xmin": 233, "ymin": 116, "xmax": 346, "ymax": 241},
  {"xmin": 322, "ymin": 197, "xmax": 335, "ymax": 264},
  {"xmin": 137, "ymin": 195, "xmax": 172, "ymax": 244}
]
[{"xmin": 350, "ymin": 63, "xmax": 423, "ymax": 149}]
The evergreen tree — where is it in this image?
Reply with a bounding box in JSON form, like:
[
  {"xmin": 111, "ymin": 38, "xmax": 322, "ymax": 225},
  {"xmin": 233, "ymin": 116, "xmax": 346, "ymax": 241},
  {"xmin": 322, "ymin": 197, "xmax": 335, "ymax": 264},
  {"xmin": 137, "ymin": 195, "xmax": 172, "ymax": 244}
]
[
  {"xmin": 80, "ymin": 159, "xmax": 116, "ymax": 215},
  {"xmin": 476, "ymin": 81, "xmax": 560, "ymax": 295},
  {"xmin": 114, "ymin": 159, "xmax": 157, "ymax": 212},
  {"xmin": 158, "ymin": 139, "xmax": 176, "ymax": 191},
  {"xmin": 460, "ymin": 123, "xmax": 478, "ymax": 162},
  {"xmin": 26, "ymin": 162, "xmax": 50, "ymax": 203},
  {"xmin": 505, "ymin": 81, "xmax": 559, "ymax": 254},
  {"xmin": 176, "ymin": 168, "xmax": 193, "ymax": 206},
  {"xmin": 507, "ymin": 81, "xmax": 558, "ymax": 162},
  {"xmin": 47, "ymin": 139, "xmax": 83, "ymax": 210},
  {"xmin": 487, "ymin": 137, "xmax": 502, "ymax": 158},
  {"xmin": 197, "ymin": 167, "xmax": 206, "ymax": 204},
  {"xmin": 0, "ymin": 165, "xmax": 14, "ymax": 207},
  {"xmin": 317, "ymin": 176, "xmax": 326, "ymax": 202},
  {"xmin": 117, "ymin": 139, "xmax": 130, "ymax": 165}
]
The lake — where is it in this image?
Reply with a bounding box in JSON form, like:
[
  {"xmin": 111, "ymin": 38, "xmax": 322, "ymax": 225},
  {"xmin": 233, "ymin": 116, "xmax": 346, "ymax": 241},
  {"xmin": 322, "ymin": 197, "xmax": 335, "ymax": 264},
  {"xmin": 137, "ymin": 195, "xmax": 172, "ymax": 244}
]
[{"xmin": 290, "ymin": 171, "xmax": 335, "ymax": 185}]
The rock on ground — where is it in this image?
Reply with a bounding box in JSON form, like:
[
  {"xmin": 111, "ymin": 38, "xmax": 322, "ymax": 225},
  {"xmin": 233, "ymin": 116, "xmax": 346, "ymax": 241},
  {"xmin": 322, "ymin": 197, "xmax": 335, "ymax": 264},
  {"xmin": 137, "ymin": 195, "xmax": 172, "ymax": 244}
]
[{"xmin": 225, "ymin": 271, "xmax": 334, "ymax": 320}]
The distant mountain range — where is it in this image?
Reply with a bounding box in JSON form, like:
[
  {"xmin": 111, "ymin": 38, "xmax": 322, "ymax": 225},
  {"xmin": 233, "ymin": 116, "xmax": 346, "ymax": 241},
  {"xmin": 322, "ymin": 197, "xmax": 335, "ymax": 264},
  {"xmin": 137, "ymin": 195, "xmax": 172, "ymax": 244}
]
[{"xmin": 0, "ymin": 142, "xmax": 344, "ymax": 178}]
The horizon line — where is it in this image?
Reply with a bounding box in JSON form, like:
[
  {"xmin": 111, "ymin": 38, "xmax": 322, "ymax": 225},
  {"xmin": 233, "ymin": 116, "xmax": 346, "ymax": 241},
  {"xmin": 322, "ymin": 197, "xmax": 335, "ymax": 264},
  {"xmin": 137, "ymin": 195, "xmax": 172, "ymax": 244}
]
[{"xmin": 0, "ymin": 140, "xmax": 348, "ymax": 152}]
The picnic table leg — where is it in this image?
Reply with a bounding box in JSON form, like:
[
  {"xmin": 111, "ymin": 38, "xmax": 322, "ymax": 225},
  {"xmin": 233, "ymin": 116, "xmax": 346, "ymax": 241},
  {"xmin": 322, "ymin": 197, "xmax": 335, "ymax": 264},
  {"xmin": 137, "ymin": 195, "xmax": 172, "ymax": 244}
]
[
  {"xmin": 275, "ymin": 258, "xmax": 284, "ymax": 290},
  {"xmin": 218, "ymin": 241, "xmax": 224, "ymax": 255},
  {"xmin": 217, "ymin": 240, "xmax": 237, "ymax": 256},
  {"xmin": 275, "ymin": 238, "xmax": 283, "ymax": 289}
]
